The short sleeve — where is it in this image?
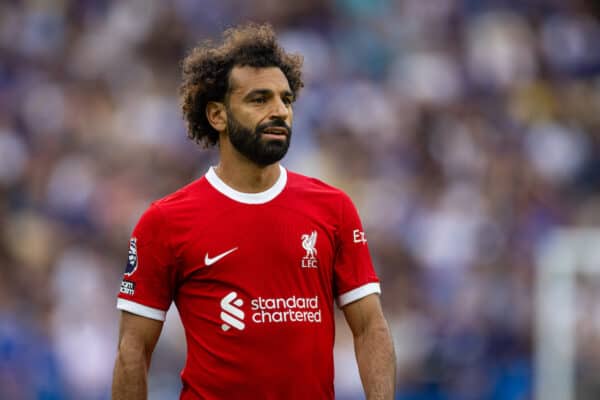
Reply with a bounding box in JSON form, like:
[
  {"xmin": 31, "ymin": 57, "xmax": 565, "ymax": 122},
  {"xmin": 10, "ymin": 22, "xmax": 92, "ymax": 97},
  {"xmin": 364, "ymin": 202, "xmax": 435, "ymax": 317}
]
[
  {"xmin": 116, "ymin": 203, "xmax": 177, "ymax": 321},
  {"xmin": 333, "ymin": 194, "xmax": 381, "ymax": 308}
]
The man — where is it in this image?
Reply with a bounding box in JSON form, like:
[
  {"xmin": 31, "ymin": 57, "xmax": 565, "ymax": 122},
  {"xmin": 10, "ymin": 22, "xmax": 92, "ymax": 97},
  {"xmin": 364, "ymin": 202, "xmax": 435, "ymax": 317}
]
[{"xmin": 112, "ymin": 23, "xmax": 396, "ymax": 400}]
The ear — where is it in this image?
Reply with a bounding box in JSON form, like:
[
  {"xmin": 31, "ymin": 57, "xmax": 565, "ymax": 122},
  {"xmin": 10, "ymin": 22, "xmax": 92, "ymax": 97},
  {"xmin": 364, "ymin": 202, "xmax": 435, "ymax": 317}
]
[{"xmin": 206, "ymin": 101, "xmax": 227, "ymax": 132}]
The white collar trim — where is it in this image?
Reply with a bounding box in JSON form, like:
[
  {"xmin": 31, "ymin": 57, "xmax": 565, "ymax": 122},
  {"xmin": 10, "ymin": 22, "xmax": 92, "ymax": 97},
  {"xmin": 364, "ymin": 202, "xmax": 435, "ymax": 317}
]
[{"xmin": 205, "ymin": 165, "xmax": 287, "ymax": 204}]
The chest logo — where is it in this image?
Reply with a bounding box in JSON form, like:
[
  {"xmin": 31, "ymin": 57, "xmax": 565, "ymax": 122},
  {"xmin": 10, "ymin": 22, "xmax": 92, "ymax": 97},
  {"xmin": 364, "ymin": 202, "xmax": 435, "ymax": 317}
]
[
  {"xmin": 301, "ymin": 231, "xmax": 318, "ymax": 268},
  {"xmin": 220, "ymin": 291, "xmax": 245, "ymax": 331},
  {"xmin": 205, "ymin": 247, "xmax": 238, "ymax": 266}
]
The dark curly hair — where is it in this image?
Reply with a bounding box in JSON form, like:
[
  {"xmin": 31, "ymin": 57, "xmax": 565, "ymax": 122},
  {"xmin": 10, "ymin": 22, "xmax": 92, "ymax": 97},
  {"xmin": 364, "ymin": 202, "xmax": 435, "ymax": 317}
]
[{"xmin": 180, "ymin": 23, "xmax": 304, "ymax": 147}]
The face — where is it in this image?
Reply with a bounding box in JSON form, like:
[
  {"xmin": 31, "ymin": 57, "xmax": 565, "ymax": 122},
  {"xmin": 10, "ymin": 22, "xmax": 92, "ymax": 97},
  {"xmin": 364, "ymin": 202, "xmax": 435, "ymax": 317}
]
[{"xmin": 224, "ymin": 66, "xmax": 294, "ymax": 166}]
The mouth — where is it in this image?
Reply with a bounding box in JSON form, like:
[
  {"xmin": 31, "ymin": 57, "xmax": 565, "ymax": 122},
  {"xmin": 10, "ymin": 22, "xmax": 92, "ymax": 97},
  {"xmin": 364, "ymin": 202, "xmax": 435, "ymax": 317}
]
[{"xmin": 261, "ymin": 127, "xmax": 289, "ymax": 137}]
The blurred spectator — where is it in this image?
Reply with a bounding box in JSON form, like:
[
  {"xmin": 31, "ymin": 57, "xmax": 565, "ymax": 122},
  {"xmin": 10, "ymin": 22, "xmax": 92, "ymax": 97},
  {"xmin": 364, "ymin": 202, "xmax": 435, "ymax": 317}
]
[{"xmin": 1, "ymin": 0, "xmax": 600, "ymax": 398}]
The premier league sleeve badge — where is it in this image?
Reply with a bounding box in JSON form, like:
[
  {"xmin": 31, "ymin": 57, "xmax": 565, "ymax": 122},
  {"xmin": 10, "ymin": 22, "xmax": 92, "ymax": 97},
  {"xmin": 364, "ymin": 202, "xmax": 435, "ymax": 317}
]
[{"xmin": 124, "ymin": 237, "xmax": 138, "ymax": 276}]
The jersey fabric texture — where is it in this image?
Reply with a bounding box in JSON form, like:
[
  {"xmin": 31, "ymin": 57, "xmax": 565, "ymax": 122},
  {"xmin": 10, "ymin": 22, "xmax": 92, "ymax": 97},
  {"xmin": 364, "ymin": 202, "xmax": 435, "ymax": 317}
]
[{"xmin": 116, "ymin": 166, "xmax": 381, "ymax": 400}]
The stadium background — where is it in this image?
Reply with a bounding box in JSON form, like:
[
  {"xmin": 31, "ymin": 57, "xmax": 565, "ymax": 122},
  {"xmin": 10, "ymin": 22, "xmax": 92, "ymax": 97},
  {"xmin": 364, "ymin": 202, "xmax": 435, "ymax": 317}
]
[{"xmin": 2, "ymin": 0, "xmax": 600, "ymax": 399}]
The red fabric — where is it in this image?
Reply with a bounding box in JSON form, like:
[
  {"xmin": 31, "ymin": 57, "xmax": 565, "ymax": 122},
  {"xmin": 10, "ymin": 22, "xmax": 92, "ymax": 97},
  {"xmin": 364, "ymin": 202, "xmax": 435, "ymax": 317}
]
[{"xmin": 117, "ymin": 170, "xmax": 379, "ymax": 400}]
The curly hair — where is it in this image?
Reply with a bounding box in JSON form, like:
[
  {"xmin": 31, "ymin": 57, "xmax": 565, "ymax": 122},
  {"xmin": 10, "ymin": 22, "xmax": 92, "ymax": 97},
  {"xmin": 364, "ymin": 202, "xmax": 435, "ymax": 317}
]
[{"xmin": 180, "ymin": 23, "xmax": 304, "ymax": 147}]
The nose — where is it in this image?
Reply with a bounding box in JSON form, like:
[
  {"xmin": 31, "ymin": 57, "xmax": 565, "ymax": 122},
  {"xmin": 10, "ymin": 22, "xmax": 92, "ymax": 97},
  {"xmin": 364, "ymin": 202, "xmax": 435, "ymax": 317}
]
[{"xmin": 270, "ymin": 98, "xmax": 290, "ymax": 121}]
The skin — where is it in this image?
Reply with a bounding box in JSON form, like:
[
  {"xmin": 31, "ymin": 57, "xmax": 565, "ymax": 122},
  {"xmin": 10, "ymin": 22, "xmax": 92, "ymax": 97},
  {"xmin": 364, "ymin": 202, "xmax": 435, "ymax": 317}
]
[
  {"xmin": 343, "ymin": 294, "xmax": 396, "ymax": 400},
  {"xmin": 112, "ymin": 312, "xmax": 162, "ymax": 400},
  {"xmin": 112, "ymin": 65, "xmax": 396, "ymax": 400},
  {"xmin": 205, "ymin": 66, "xmax": 294, "ymax": 193}
]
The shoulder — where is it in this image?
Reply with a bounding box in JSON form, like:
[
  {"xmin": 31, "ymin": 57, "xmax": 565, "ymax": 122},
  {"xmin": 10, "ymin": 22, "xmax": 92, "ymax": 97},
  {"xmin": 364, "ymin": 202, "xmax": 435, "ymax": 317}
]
[
  {"xmin": 134, "ymin": 177, "xmax": 213, "ymax": 230},
  {"xmin": 286, "ymin": 170, "xmax": 350, "ymax": 201},
  {"xmin": 284, "ymin": 170, "xmax": 358, "ymax": 224},
  {"xmin": 151, "ymin": 177, "xmax": 211, "ymax": 212}
]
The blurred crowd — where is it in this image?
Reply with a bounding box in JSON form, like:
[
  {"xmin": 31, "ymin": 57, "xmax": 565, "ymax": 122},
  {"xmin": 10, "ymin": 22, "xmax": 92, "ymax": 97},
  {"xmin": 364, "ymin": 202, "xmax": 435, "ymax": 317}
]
[{"xmin": 2, "ymin": 0, "xmax": 600, "ymax": 399}]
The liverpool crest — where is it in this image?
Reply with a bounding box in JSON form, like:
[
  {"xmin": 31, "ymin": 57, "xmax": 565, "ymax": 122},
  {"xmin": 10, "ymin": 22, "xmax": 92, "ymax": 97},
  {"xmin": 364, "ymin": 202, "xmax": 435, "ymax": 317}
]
[{"xmin": 301, "ymin": 231, "xmax": 318, "ymax": 268}]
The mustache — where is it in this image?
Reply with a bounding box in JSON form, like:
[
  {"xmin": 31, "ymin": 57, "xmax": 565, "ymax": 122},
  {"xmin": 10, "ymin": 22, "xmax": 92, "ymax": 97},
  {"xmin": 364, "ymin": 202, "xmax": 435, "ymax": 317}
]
[{"xmin": 257, "ymin": 120, "xmax": 291, "ymax": 135}]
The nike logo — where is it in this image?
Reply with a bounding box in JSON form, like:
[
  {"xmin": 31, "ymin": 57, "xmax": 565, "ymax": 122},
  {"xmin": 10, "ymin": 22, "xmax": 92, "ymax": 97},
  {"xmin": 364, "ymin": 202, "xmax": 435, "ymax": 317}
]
[{"xmin": 205, "ymin": 247, "xmax": 238, "ymax": 266}]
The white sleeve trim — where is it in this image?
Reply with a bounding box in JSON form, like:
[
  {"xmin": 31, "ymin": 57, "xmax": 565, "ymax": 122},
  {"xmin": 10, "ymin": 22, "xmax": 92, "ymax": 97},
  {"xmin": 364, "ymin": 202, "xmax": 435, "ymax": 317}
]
[
  {"xmin": 117, "ymin": 298, "xmax": 167, "ymax": 321},
  {"xmin": 337, "ymin": 282, "xmax": 381, "ymax": 308}
]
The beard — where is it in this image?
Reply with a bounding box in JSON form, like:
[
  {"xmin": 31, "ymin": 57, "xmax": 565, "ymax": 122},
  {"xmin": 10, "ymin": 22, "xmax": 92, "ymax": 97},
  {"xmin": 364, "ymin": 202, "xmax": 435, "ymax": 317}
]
[{"xmin": 226, "ymin": 109, "xmax": 292, "ymax": 167}]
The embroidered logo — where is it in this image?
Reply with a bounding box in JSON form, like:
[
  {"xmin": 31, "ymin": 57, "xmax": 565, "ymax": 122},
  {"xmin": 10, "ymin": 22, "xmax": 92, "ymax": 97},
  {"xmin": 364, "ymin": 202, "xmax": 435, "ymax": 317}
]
[
  {"xmin": 301, "ymin": 230, "xmax": 318, "ymax": 268},
  {"xmin": 124, "ymin": 238, "xmax": 138, "ymax": 276},
  {"xmin": 205, "ymin": 247, "xmax": 238, "ymax": 266},
  {"xmin": 353, "ymin": 229, "xmax": 367, "ymax": 244},
  {"xmin": 220, "ymin": 291, "xmax": 245, "ymax": 331}
]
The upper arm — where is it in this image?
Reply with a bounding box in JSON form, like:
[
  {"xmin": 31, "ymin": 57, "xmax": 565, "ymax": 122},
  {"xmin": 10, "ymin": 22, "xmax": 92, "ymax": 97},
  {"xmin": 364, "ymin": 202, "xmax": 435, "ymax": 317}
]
[
  {"xmin": 342, "ymin": 294, "xmax": 386, "ymax": 338},
  {"xmin": 116, "ymin": 310, "xmax": 164, "ymax": 366},
  {"xmin": 117, "ymin": 204, "xmax": 177, "ymax": 321},
  {"xmin": 334, "ymin": 193, "xmax": 380, "ymax": 305}
]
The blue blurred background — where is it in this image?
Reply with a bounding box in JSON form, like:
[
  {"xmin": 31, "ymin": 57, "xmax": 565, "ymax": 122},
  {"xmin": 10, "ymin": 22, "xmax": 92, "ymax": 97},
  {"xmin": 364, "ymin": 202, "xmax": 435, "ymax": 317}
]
[{"xmin": 2, "ymin": 0, "xmax": 600, "ymax": 399}]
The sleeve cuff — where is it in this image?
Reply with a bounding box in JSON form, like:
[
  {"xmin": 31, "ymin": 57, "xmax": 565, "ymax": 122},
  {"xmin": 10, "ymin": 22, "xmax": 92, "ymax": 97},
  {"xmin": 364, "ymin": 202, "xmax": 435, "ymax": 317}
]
[
  {"xmin": 116, "ymin": 298, "xmax": 167, "ymax": 321},
  {"xmin": 337, "ymin": 282, "xmax": 381, "ymax": 307}
]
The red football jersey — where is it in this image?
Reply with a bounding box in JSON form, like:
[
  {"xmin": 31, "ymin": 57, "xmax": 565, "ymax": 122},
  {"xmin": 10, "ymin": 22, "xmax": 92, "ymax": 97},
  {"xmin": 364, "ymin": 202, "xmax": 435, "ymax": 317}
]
[{"xmin": 117, "ymin": 166, "xmax": 381, "ymax": 399}]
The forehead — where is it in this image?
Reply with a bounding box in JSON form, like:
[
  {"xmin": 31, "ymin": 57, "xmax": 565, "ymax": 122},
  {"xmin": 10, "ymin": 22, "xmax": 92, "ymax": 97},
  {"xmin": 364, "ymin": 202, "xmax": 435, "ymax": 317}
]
[{"xmin": 228, "ymin": 66, "xmax": 291, "ymax": 96}]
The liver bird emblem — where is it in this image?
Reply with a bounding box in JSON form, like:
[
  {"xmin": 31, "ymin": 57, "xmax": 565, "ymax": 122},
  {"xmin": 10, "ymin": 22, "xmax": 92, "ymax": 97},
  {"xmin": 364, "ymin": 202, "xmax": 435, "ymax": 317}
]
[{"xmin": 301, "ymin": 231, "xmax": 318, "ymax": 258}]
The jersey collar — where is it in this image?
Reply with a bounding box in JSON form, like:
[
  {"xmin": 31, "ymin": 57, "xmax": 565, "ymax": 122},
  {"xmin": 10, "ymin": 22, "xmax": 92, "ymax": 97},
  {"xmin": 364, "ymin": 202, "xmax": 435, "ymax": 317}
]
[{"xmin": 205, "ymin": 165, "xmax": 287, "ymax": 204}]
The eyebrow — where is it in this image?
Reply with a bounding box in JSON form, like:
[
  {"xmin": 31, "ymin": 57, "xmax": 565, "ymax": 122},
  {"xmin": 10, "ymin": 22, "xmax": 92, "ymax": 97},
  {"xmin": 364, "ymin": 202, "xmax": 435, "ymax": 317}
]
[{"xmin": 243, "ymin": 89, "xmax": 294, "ymax": 100}]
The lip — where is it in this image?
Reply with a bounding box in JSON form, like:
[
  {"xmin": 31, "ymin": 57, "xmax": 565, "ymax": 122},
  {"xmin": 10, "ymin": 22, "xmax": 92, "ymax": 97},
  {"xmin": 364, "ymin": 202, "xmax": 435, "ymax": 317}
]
[
  {"xmin": 261, "ymin": 132, "xmax": 288, "ymax": 141},
  {"xmin": 261, "ymin": 127, "xmax": 288, "ymax": 136}
]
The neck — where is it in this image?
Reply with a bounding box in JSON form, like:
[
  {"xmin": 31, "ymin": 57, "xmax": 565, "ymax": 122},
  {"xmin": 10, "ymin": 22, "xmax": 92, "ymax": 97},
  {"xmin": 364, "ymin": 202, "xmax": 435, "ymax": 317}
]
[{"xmin": 214, "ymin": 153, "xmax": 281, "ymax": 194}]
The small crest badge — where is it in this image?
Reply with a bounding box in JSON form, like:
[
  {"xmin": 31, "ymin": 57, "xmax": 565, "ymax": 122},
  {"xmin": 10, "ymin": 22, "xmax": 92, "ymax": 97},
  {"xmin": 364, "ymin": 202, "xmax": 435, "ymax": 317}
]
[
  {"xmin": 301, "ymin": 230, "xmax": 318, "ymax": 268},
  {"xmin": 124, "ymin": 238, "xmax": 138, "ymax": 276}
]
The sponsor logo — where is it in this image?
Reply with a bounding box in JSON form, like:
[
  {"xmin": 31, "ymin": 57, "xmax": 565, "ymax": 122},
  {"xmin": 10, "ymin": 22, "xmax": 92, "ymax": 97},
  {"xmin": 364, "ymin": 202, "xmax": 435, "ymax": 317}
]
[
  {"xmin": 219, "ymin": 292, "xmax": 322, "ymax": 333},
  {"xmin": 301, "ymin": 230, "xmax": 318, "ymax": 268},
  {"xmin": 251, "ymin": 295, "xmax": 322, "ymax": 324},
  {"xmin": 124, "ymin": 238, "xmax": 138, "ymax": 276},
  {"xmin": 353, "ymin": 229, "xmax": 367, "ymax": 244},
  {"xmin": 205, "ymin": 247, "xmax": 238, "ymax": 266},
  {"xmin": 220, "ymin": 291, "xmax": 245, "ymax": 331},
  {"xmin": 120, "ymin": 280, "xmax": 135, "ymax": 295}
]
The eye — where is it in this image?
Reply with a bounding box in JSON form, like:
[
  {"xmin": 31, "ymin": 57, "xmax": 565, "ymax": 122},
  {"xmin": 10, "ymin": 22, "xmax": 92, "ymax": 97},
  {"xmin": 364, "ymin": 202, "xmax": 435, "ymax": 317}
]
[{"xmin": 252, "ymin": 97, "xmax": 266, "ymax": 104}]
